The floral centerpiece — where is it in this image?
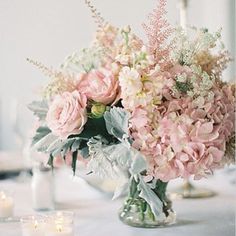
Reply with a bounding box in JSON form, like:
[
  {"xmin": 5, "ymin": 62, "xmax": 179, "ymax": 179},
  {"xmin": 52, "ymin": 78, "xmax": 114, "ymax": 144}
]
[{"xmin": 28, "ymin": 0, "xmax": 235, "ymax": 228}]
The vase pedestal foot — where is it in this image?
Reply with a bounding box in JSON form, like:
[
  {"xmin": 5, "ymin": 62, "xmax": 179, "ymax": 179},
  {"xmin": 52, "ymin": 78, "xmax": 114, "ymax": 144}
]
[{"xmin": 169, "ymin": 181, "xmax": 216, "ymax": 199}]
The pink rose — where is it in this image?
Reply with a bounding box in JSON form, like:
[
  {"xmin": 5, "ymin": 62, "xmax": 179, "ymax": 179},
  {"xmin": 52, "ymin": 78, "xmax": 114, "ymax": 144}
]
[
  {"xmin": 46, "ymin": 91, "xmax": 87, "ymax": 138},
  {"xmin": 77, "ymin": 69, "xmax": 119, "ymax": 105}
]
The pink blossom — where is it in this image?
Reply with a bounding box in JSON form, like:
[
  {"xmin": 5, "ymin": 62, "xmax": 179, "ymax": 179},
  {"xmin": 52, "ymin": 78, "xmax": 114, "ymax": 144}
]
[
  {"xmin": 130, "ymin": 74, "xmax": 235, "ymax": 181},
  {"xmin": 130, "ymin": 108, "xmax": 149, "ymax": 130},
  {"xmin": 46, "ymin": 91, "xmax": 87, "ymax": 138},
  {"xmin": 77, "ymin": 69, "xmax": 119, "ymax": 105}
]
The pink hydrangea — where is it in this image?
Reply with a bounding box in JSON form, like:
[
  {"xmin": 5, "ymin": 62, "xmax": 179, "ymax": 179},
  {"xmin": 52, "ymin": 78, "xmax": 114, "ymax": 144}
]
[{"xmin": 129, "ymin": 67, "xmax": 235, "ymax": 182}]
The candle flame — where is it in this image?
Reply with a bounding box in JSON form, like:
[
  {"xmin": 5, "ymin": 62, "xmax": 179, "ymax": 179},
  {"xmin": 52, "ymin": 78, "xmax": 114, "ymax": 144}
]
[
  {"xmin": 0, "ymin": 192, "xmax": 6, "ymax": 200},
  {"xmin": 34, "ymin": 220, "xmax": 38, "ymax": 229},
  {"xmin": 56, "ymin": 224, "xmax": 62, "ymax": 232}
]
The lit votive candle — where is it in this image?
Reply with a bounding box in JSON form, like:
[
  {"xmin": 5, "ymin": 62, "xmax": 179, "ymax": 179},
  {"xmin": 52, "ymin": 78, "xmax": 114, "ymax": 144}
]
[
  {"xmin": 45, "ymin": 224, "xmax": 73, "ymax": 236},
  {"xmin": 0, "ymin": 191, "xmax": 14, "ymax": 218},
  {"xmin": 21, "ymin": 215, "xmax": 46, "ymax": 236},
  {"xmin": 45, "ymin": 211, "xmax": 74, "ymax": 236}
]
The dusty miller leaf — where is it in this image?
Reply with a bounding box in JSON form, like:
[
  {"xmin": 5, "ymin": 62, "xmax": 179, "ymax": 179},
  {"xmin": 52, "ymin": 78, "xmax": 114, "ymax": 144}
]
[
  {"xmin": 87, "ymin": 136, "xmax": 118, "ymax": 178},
  {"xmin": 104, "ymin": 107, "xmax": 131, "ymax": 140},
  {"xmin": 32, "ymin": 126, "xmax": 51, "ymax": 146},
  {"xmin": 112, "ymin": 180, "xmax": 129, "ymax": 200},
  {"xmin": 130, "ymin": 152, "xmax": 147, "ymax": 175},
  {"xmin": 137, "ymin": 176, "xmax": 164, "ymax": 220},
  {"xmin": 33, "ymin": 132, "xmax": 58, "ymax": 152},
  {"xmin": 28, "ymin": 100, "xmax": 48, "ymax": 121}
]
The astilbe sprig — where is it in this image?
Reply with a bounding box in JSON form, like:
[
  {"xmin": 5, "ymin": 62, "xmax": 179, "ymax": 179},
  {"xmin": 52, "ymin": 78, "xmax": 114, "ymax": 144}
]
[
  {"xmin": 84, "ymin": 0, "xmax": 106, "ymax": 30},
  {"xmin": 194, "ymin": 50, "xmax": 232, "ymax": 80},
  {"xmin": 84, "ymin": 0, "xmax": 121, "ymax": 63},
  {"xmin": 142, "ymin": 0, "xmax": 172, "ymax": 69},
  {"xmin": 27, "ymin": 58, "xmax": 77, "ymax": 99}
]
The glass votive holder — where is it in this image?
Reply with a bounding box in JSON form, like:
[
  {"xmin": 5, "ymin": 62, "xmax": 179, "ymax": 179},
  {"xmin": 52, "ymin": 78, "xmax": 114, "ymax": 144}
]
[
  {"xmin": 0, "ymin": 190, "xmax": 14, "ymax": 218},
  {"xmin": 21, "ymin": 215, "xmax": 46, "ymax": 236},
  {"xmin": 31, "ymin": 163, "xmax": 55, "ymax": 211},
  {"xmin": 45, "ymin": 211, "xmax": 74, "ymax": 236}
]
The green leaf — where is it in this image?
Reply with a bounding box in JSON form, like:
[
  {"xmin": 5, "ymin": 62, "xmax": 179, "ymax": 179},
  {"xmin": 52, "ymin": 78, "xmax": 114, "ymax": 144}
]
[
  {"xmin": 87, "ymin": 136, "xmax": 116, "ymax": 178},
  {"xmin": 80, "ymin": 147, "xmax": 89, "ymax": 158},
  {"xmin": 175, "ymin": 81, "xmax": 193, "ymax": 94},
  {"xmin": 87, "ymin": 135, "xmax": 148, "ymax": 180},
  {"xmin": 78, "ymin": 117, "xmax": 113, "ymax": 142},
  {"xmin": 137, "ymin": 176, "xmax": 164, "ymax": 220},
  {"xmin": 46, "ymin": 138, "xmax": 66, "ymax": 154},
  {"xmin": 72, "ymin": 151, "xmax": 78, "ymax": 175},
  {"xmin": 105, "ymin": 143, "xmax": 132, "ymax": 169},
  {"xmin": 129, "ymin": 177, "xmax": 138, "ymax": 198},
  {"xmin": 112, "ymin": 180, "xmax": 129, "ymax": 200},
  {"xmin": 32, "ymin": 126, "xmax": 51, "ymax": 146},
  {"xmin": 28, "ymin": 100, "xmax": 48, "ymax": 121},
  {"xmin": 104, "ymin": 107, "xmax": 131, "ymax": 140},
  {"xmin": 33, "ymin": 132, "xmax": 58, "ymax": 153},
  {"xmin": 129, "ymin": 152, "xmax": 147, "ymax": 175},
  {"xmin": 47, "ymin": 154, "xmax": 54, "ymax": 168},
  {"xmin": 47, "ymin": 137, "xmax": 82, "ymax": 159},
  {"xmin": 71, "ymin": 139, "xmax": 81, "ymax": 152}
]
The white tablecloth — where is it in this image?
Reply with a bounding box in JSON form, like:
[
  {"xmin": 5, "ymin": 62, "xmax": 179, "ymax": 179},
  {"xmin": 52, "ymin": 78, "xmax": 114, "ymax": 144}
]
[{"xmin": 0, "ymin": 168, "xmax": 235, "ymax": 236}]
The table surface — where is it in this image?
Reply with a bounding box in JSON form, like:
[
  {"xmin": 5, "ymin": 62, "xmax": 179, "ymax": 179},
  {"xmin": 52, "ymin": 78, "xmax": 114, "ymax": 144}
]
[{"xmin": 0, "ymin": 167, "xmax": 235, "ymax": 236}]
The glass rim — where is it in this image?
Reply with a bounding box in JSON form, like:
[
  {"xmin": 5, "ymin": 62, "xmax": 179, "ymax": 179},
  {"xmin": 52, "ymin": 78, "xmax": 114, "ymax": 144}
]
[
  {"xmin": 20, "ymin": 215, "xmax": 46, "ymax": 224},
  {"xmin": 0, "ymin": 189, "xmax": 14, "ymax": 198},
  {"xmin": 45, "ymin": 211, "xmax": 74, "ymax": 217},
  {"xmin": 45, "ymin": 211, "xmax": 74, "ymax": 224}
]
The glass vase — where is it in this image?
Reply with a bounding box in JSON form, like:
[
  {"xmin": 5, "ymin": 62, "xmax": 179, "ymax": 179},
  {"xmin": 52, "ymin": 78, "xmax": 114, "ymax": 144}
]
[{"xmin": 119, "ymin": 178, "xmax": 176, "ymax": 228}]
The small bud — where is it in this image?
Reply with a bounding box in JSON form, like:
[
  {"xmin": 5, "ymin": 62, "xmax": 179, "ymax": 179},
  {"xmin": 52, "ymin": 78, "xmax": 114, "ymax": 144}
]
[
  {"xmin": 91, "ymin": 103, "xmax": 106, "ymax": 118},
  {"xmin": 122, "ymin": 25, "xmax": 131, "ymax": 33}
]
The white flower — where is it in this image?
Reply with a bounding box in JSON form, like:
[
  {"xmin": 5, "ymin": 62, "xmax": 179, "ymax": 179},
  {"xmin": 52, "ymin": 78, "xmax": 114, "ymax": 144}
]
[
  {"xmin": 176, "ymin": 74, "xmax": 187, "ymax": 83},
  {"xmin": 115, "ymin": 54, "xmax": 130, "ymax": 65},
  {"xmin": 119, "ymin": 67, "xmax": 143, "ymax": 95},
  {"xmin": 122, "ymin": 25, "xmax": 131, "ymax": 34},
  {"xmin": 193, "ymin": 96, "xmax": 205, "ymax": 108}
]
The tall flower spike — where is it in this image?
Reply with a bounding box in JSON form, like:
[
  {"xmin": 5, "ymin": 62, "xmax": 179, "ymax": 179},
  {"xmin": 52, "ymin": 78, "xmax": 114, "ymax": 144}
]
[
  {"xmin": 142, "ymin": 0, "xmax": 172, "ymax": 68},
  {"xmin": 27, "ymin": 58, "xmax": 77, "ymax": 99},
  {"xmin": 26, "ymin": 58, "xmax": 76, "ymax": 81},
  {"xmin": 84, "ymin": 0, "xmax": 106, "ymax": 29},
  {"xmin": 27, "ymin": 58, "xmax": 56, "ymax": 78}
]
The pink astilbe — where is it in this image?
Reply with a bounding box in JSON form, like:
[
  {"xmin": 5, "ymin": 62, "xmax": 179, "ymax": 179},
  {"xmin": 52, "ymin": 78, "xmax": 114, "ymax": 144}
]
[
  {"xmin": 142, "ymin": 0, "xmax": 173, "ymax": 69},
  {"xmin": 84, "ymin": 0, "xmax": 106, "ymax": 29},
  {"xmin": 27, "ymin": 58, "xmax": 78, "ymax": 99}
]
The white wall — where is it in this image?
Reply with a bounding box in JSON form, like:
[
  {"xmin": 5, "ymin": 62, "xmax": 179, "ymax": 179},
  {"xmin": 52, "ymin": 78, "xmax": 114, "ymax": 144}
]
[{"xmin": 0, "ymin": 0, "xmax": 235, "ymax": 150}]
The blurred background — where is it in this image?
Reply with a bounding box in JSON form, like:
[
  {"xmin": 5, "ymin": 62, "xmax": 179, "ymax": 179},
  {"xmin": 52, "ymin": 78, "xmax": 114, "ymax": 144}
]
[{"xmin": 0, "ymin": 0, "xmax": 235, "ymax": 151}]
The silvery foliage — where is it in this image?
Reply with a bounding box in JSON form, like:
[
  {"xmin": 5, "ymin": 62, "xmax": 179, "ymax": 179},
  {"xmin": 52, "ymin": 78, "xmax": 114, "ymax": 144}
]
[
  {"xmin": 137, "ymin": 175, "xmax": 165, "ymax": 220},
  {"xmin": 87, "ymin": 107, "xmax": 164, "ymax": 219},
  {"xmin": 87, "ymin": 107, "xmax": 133, "ymax": 178},
  {"xmin": 28, "ymin": 100, "xmax": 48, "ymax": 121},
  {"xmin": 33, "ymin": 132, "xmax": 86, "ymax": 159},
  {"xmin": 103, "ymin": 107, "xmax": 130, "ymax": 140}
]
